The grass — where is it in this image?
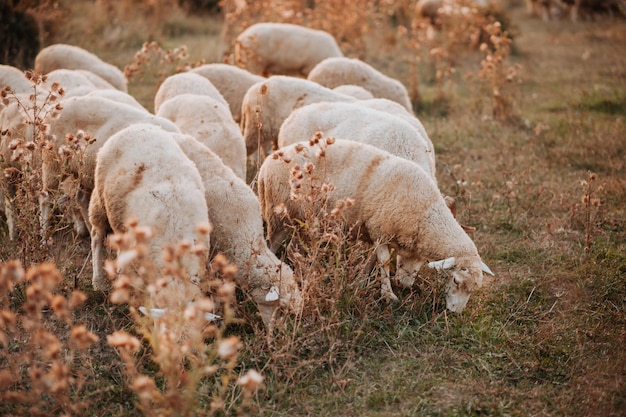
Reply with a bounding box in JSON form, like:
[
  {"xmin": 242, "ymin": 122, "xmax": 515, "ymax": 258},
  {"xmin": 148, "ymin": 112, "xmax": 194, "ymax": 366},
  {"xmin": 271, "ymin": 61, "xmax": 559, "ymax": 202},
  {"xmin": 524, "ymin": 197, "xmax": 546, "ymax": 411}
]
[{"xmin": 1, "ymin": 0, "xmax": 625, "ymax": 416}]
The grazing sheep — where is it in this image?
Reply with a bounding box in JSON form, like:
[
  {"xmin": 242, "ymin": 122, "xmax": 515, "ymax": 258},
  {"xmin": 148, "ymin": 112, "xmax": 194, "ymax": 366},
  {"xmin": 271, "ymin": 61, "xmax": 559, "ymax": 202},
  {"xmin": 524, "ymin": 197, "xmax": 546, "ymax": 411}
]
[
  {"xmin": 153, "ymin": 72, "xmax": 228, "ymax": 114},
  {"xmin": 156, "ymin": 94, "xmax": 247, "ymax": 180},
  {"xmin": 307, "ymin": 57, "xmax": 414, "ymax": 113},
  {"xmin": 189, "ymin": 63, "xmax": 265, "ymax": 123},
  {"xmin": 258, "ymin": 139, "xmax": 493, "ymax": 311},
  {"xmin": 34, "ymin": 43, "xmax": 128, "ymax": 92},
  {"xmin": 89, "ymin": 123, "xmax": 210, "ymax": 292},
  {"xmin": 171, "ymin": 133, "xmax": 303, "ymax": 327},
  {"xmin": 234, "ymin": 22, "xmax": 344, "ymax": 77},
  {"xmin": 41, "ymin": 95, "xmax": 180, "ymax": 237},
  {"xmin": 277, "ymin": 101, "xmax": 436, "ymax": 179},
  {"xmin": 332, "ymin": 84, "xmax": 375, "ymax": 100},
  {"xmin": 240, "ymin": 75, "xmax": 357, "ymax": 157}
]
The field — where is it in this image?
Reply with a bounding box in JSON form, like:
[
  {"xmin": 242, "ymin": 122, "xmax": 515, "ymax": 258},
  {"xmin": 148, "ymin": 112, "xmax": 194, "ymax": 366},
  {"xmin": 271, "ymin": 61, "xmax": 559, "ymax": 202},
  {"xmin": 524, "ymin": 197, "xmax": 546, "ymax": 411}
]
[{"xmin": 1, "ymin": 0, "xmax": 625, "ymax": 416}]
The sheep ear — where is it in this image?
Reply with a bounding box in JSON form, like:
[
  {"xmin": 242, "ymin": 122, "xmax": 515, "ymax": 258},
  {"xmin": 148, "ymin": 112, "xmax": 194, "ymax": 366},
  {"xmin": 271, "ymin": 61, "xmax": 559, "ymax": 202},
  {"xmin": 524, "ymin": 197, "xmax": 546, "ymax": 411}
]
[
  {"xmin": 428, "ymin": 257, "xmax": 456, "ymax": 270},
  {"xmin": 265, "ymin": 286, "xmax": 280, "ymax": 302},
  {"xmin": 139, "ymin": 306, "xmax": 166, "ymax": 318},
  {"xmin": 481, "ymin": 262, "xmax": 495, "ymax": 276}
]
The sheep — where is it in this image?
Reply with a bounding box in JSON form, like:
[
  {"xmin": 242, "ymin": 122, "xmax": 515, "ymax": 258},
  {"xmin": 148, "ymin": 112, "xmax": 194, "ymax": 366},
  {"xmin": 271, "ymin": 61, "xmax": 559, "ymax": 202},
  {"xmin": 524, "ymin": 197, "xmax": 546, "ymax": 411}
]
[
  {"xmin": 240, "ymin": 75, "xmax": 357, "ymax": 157},
  {"xmin": 40, "ymin": 95, "xmax": 181, "ymax": 238},
  {"xmin": 359, "ymin": 98, "xmax": 432, "ymax": 152},
  {"xmin": 153, "ymin": 72, "xmax": 228, "ymax": 114},
  {"xmin": 34, "ymin": 43, "xmax": 128, "ymax": 92},
  {"xmin": 277, "ymin": 101, "xmax": 436, "ymax": 180},
  {"xmin": 0, "ymin": 65, "xmax": 32, "ymax": 97},
  {"xmin": 89, "ymin": 123, "xmax": 210, "ymax": 294},
  {"xmin": 332, "ymin": 84, "xmax": 375, "ymax": 100},
  {"xmin": 307, "ymin": 57, "xmax": 414, "ymax": 113},
  {"xmin": 189, "ymin": 63, "xmax": 265, "ymax": 123},
  {"xmin": 258, "ymin": 138, "xmax": 494, "ymax": 311},
  {"xmin": 171, "ymin": 133, "xmax": 303, "ymax": 328},
  {"xmin": 234, "ymin": 22, "xmax": 344, "ymax": 77},
  {"xmin": 84, "ymin": 88, "xmax": 147, "ymax": 110},
  {"xmin": 40, "ymin": 68, "xmax": 113, "ymax": 98},
  {"xmin": 156, "ymin": 94, "xmax": 247, "ymax": 180}
]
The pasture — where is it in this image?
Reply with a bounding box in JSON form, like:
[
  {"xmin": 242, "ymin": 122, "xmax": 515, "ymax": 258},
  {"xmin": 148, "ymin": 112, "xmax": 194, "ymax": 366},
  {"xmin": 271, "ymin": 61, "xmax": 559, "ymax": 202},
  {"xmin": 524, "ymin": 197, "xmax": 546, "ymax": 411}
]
[{"xmin": 0, "ymin": 0, "xmax": 624, "ymax": 416}]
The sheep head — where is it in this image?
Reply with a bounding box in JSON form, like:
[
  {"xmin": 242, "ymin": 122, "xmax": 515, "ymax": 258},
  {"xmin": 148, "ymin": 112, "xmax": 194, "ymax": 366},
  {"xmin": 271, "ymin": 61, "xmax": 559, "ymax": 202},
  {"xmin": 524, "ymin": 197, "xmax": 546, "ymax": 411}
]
[
  {"xmin": 250, "ymin": 258, "xmax": 303, "ymax": 330},
  {"xmin": 428, "ymin": 255, "xmax": 494, "ymax": 312}
]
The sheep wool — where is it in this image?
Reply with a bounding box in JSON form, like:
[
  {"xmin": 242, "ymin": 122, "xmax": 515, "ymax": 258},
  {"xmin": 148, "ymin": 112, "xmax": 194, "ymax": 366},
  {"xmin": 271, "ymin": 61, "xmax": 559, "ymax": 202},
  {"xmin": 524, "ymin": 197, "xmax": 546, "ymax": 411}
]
[
  {"xmin": 308, "ymin": 57, "xmax": 414, "ymax": 113},
  {"xmin": 153, "ymin": 72, "xmax": 228, "ymax": 114},
  {"xmin": 240, "ymin": 75, "xmax": 357, "ymax": 157},
  {"xmin": 172, "ymin": 134, "xmax": 303, "ymax": 328},
  {"xmin": 189, "ymin": 63, "xmax": 265, "ymax": 123},
  {"xmin": 235, "ymin": 22, "xmax": 344, "ymax": 77},
  {"xmin": 157, "ymin": 93, "xmax": 247, "ymax": 180},
  {"xmin": 89, "ymin": 123, "xmax": 210, "ymax": 292},
  {"xmin": 34, "ymin": 43, "xmax": 128, "ymax": 92},
  {"xmin": 278, "ymin": 101, "xmax": 436, "ymax": 180}
]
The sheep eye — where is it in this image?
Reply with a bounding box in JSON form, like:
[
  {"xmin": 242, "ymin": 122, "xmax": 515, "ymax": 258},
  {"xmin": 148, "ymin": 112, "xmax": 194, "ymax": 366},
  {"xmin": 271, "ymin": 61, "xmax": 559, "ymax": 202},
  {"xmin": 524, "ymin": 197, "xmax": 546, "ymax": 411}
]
[{"xmin": 460, "ymin": 267, "xmax": 468, "ymax": 273}]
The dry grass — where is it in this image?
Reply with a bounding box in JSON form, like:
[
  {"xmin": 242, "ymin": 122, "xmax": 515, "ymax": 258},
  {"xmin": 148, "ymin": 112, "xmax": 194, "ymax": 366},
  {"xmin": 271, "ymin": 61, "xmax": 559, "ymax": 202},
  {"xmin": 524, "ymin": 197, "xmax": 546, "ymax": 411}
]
[{"xmin": 1, "ymin": 0, "xmax": 625, "ymax": 416}]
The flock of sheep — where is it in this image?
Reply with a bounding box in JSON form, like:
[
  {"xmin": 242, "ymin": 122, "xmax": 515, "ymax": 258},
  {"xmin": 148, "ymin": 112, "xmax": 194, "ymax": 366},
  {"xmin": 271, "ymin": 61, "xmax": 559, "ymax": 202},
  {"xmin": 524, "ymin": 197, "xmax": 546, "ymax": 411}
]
[{"xmin": 0, "ymin": 22, "xmax": 493, "ymax": 331}]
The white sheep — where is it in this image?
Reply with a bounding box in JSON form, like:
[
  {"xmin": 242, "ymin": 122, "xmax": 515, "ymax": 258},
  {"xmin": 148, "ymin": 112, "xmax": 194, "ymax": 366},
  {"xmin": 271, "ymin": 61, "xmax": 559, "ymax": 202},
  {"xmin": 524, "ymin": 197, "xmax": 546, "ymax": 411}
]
[
  {"xmin": 258, "ymin": 138, "xmax": 494, "ymax": 311},
  {"xmin": 359, "ymin": 98, "xmax": 433, "ymax": 154},
  {"xmin": 332, "ymin": 84, "xmax": 375, "ymax": 100},
  {"xmin": 41, "ymin": 95, "xmax": 180, "ymax": 238},
  {"xmin": 34, "ymin": 43, "xmax": 128, "ymax": 92},
  {"xmin": 307, "ymin": 57, "xmax": 414, "ymax": 113},
  {"xmin": 234, "ymin": 22, "xmax": 344, "ymax": 77},
  {"xmin": 153, "ymin": 72, "xmax": 228, "ymax": 114},
  {"xmin": 171, "ymin": 133, "xmax": 303, "ymax": 327},
  {"xmin": 240, "ymin": 75, "xmax": 357, "ymax": 157},
  {"xmin": 40, "ymin": 68, "xmax": 113, "ymax": 98},
  {"xmin": 84, "ymin": 88, "xmax": 147, "ymax": 110},
  {"xmin": 89, "ymin": 123, "xmax": 211, "ymax": 292},
  {"xmin": 0, "ymin": 65, "xmax": 32, "ymax": 96},
  {"xmin": 277, "ymin": 101, "xmax": 436, "ymax": 180},
  {"xmin": 156, "ymin": 94, "xmax": 247, "ymax": 180},
  {"xmin": 189, "ymin": 63, "xmax": 265, "ymax": 123}
]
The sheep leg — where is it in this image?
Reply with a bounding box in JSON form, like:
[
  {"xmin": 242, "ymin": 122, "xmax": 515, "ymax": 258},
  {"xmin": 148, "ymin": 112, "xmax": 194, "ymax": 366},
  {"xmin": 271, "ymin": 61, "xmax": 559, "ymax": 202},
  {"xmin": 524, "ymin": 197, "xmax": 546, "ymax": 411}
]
[
  {"xmin": 91, "ymin": 227, "xmax": 108, "ymax": 290},
  {"xmin": 74, "ymin": 187, "xmax": 92, "ymax": 237},
  {"xmin": 1, "ymin": 190, "xmax": 17, "ymax": 240},
  {"xmin": 376, "ymin": 244, "xmax": 399, "ymax": 302},
  {"xmin": 38, "ymin": 191, "xmax": 52, "ymax": 241},
  {"xmin": 394, "ymin": 256, "xmax": 423, "ymax": 288}
]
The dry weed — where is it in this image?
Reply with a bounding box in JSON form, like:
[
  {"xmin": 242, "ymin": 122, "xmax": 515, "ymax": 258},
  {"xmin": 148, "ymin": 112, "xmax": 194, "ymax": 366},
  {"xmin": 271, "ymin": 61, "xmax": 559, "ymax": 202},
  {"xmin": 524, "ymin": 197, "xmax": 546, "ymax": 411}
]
[
  {"xmin": 104, "ymin": 219, "xmax": 263, "ymax": 416},
  {"xmin": 0, "ymin": 261, "xmax": 98, "ymax": 416}
]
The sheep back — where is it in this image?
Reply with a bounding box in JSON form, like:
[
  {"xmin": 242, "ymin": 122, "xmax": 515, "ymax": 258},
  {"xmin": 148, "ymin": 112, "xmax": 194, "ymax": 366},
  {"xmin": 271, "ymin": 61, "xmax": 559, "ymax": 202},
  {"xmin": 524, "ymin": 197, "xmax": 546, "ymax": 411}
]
[
  {"xmin": 240, "ymin": 75, "xmax": 357, "ymax": 156},
  {"xmin": 234, "ymin": 22, "xmax": 343, "ymax": 77},
  {"xmin": 34, "ymin": 43, "xmax": 128, "ymax": 92},
  {"xmin": 308, "ymin": 57, "xmax": 414, "ymax": 113},
  {"xmin": 189, "ymin": 63, "xmax": 265, "ymax": 123}
]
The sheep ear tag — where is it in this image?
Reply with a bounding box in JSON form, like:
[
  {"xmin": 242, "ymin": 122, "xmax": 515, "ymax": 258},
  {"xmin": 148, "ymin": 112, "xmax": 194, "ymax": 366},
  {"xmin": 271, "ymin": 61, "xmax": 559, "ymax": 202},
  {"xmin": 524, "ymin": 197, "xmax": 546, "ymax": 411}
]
[
  {"xmin": 204, "ymin": 312, "xmax": 222, "ymax": 322},
  {"xmin": 428, "ymin": 257, "xmax": 456, "ymax": 271},
  {"xmin": 139, "ymin": 306, "xmax": 166, "ymax": 319},
  {"xmin": 265, "ymin": 286, "xmax": 280, "ymax": 302},
  {"xmin": 481, "ymin": 262, "xmax": 495, "ymax": 276}
]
